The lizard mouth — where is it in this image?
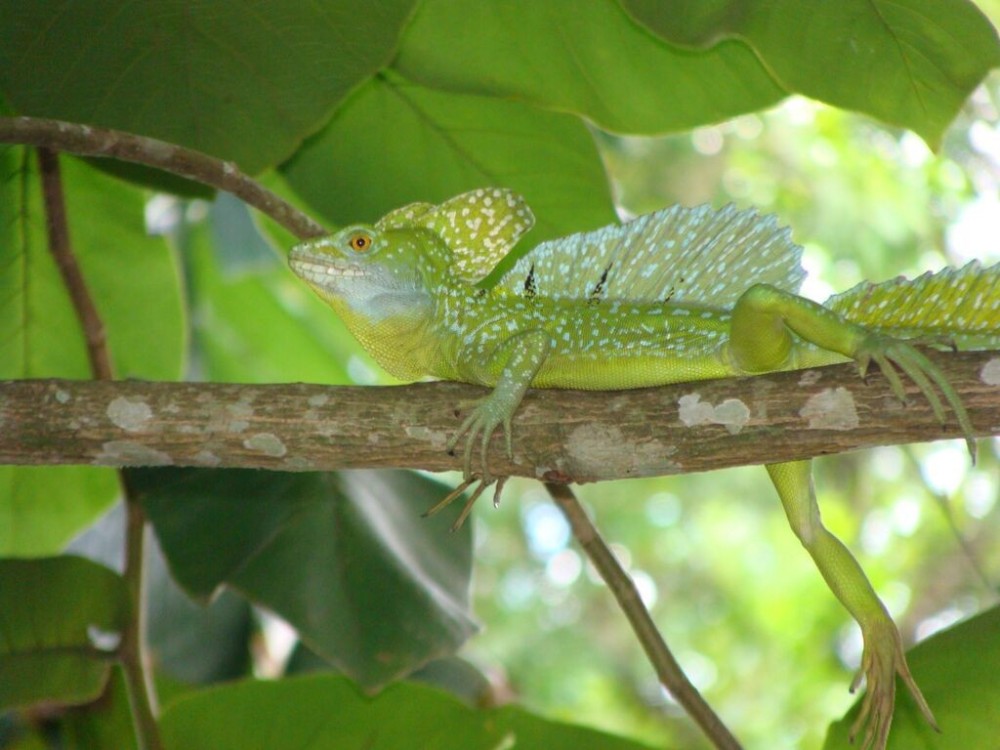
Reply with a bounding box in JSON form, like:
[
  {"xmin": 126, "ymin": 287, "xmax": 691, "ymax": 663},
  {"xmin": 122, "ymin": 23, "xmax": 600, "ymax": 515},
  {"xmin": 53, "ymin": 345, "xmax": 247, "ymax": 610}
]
[{"xmin": 288, "ymin": 251, "xmax": 367, "ymax": 283}]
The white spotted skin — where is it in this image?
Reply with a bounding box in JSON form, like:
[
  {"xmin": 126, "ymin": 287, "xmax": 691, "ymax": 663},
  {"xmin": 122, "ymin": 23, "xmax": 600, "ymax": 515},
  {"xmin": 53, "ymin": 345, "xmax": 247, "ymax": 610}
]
[
  {"xmin": 289, "ymin": 189, "xmax": 997, "ymax": 750},
  {"xmin": 376, "ymin": 188, "xmax": 535, "ymax": 283},
  {"xmin": 435, "ymin": 285, "xmax": 739, "ymax": 388},
  {"xmin": 501, "ymin": 202, "xmax": 806, "ymax": 307}
]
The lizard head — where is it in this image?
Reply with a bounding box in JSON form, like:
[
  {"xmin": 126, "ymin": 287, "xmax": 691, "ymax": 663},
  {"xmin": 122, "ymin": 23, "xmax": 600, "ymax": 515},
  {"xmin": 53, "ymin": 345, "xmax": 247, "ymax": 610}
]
[
  {"xmin": 288, "ymin": 223, "xmax": 435, "ymax": 324},
  {"xmin": 289, "ymin": 188, "xmax": 536, "ymax": 314}
]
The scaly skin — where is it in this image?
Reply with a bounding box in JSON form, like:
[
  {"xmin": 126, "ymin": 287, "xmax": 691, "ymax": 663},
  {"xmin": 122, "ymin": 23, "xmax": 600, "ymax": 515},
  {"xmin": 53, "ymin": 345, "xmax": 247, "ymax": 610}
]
[{"xmin": 289, "ymin": 188, "xmax": 999, "ymax": 749}]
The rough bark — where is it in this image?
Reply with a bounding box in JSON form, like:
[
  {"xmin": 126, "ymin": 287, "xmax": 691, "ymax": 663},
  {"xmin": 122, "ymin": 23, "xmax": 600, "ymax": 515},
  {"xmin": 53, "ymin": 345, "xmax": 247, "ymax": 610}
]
[{"xmin": 1, "ymin": 350, "xmax": 998, "ymax": 483}]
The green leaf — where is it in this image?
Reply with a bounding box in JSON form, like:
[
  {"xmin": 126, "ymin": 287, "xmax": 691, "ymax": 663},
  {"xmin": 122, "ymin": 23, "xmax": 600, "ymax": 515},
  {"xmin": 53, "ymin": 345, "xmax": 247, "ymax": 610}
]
[
  {"xmin": 134, "ymin": 468, "xmax": 476, "ymax": 689},
  {"xmin": 0, "ymin": 556, "xmax": 129, "ymax": 710},
  {"xmin": 824, "ymin": 606, "xmax": 1000, "ymax": 749},
  {"xmin": 63, "ymin": 163, "xmax": 185, "ymax": 381},
  {"xmin": 620, "ymin": 0, "xmax": 1000, "ymax": 149},
  {"xmin": 145, "ymin": 544, "xmax": 254, "ymax": 685},
  {"xmin": 0, "ymin": 148, "xmax": 183, "ymax": 554},
  {"xmin": 0, "ymin": 1, "xmax": 418, "ymax": 173},
  {"xmin": 280, "ymin": 73, "xmax": 617, "ymax": 247},
  {"xmin": 160, "ymin": 674, "xmax": 658, "ymax": 750},
  {"xmin": 0, "ymin": 467, "xmax": 119, "ymax": 559},
  {"xmin": 58, "ymin": 667, "xmax": 139, "ymax": 750},
  {"xmin": 286, "ymin": 643, "xmax": 495, "ymax": 707},
  {"xmin": 493, "ymin": 704, "xmax": 658, "ymax": 750},
  {"xmin": 67, "ymin": 498, "xmax": 256, "ymax": 686},
  {"xmin": 393, "ymin": 0, "xmax": 785, "ymax": 134}
]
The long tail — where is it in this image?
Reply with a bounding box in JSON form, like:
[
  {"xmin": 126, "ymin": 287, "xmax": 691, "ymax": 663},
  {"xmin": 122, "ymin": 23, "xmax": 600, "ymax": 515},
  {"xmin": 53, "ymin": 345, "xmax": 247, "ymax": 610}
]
[{"xmin": 825, "ymin": 260, "xmax": 1000, "ymax": 349}]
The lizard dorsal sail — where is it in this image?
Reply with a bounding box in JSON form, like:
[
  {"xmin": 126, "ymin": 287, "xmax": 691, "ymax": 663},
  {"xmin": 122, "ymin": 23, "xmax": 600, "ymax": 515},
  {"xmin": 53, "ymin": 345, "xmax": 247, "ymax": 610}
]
[
  {"xmin": 379, "ymin": 188, "xmax": 535, "ymax": 284},
  {"xmin": 498, "ymin": 203, "xmax": 805, "ymax": 308}
]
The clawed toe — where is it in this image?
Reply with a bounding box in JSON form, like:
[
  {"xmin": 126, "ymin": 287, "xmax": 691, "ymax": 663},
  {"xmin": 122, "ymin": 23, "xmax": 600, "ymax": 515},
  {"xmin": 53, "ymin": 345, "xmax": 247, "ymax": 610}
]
[
  {"xmin": 856, "ymin": 335, "xmax": 976, "ymax": 460},
  {"xmin": 848, "ymin": 621, "xmax": 937, "ymax": 750},
  {"xmin": 423, "ymin": 475, "xmax": 510, "ymax": 531}
]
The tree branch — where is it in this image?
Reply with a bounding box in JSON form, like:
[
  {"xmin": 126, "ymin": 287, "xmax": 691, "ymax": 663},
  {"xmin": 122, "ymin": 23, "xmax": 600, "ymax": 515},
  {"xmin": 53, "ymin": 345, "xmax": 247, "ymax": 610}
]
[
  {"xmin": 1, "ymin": 351, "xmax": 997, "ymax": 479},
  {"xmin": 0, "ymin": 116, "xmax": 326, "ymax": 240},
  {"xmin": 547, "ymin": 482, "xmax": 743, "ymax": 750}
]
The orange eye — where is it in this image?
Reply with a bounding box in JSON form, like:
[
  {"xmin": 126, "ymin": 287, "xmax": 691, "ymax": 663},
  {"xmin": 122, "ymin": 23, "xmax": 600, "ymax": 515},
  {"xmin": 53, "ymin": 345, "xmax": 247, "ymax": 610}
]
[{"xmin": 348, "ymin": 233, "xmax": 372, "ymax": 252}]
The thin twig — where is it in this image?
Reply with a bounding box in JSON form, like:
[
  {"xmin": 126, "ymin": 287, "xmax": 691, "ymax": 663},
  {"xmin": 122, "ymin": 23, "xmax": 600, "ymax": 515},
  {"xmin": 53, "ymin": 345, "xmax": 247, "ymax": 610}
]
[
  {"xmin": 37, "ymin": 148, "xmax": 163, "ymax": 750},
  {"xmin": 545, "ymin": 482, "xmax": 743, "ymax": 750},
  {"xmin": 4, "ymin": 116, "xmax": 326, "ymax": 240},
  {"xmin": 119, "ymin": 474, "xmax": 162, "ymax": 750},
  {"xmin": 37, "ymin": 148, "xmax": 113, "ymax": 380}
]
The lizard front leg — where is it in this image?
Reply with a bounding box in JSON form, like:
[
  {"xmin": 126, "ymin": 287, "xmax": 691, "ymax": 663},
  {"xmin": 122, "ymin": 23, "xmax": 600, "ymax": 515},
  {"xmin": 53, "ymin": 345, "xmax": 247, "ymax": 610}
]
[{"xmin": 429, "ymin": 329, "xmax": 551, "ymax": 527}]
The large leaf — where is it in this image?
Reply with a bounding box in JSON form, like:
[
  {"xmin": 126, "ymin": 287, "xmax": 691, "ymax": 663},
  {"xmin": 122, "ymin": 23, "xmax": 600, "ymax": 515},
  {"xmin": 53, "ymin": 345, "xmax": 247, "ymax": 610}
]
[
  {"xmin": 286, "ymin": 643, "xmax": 496, "ymax": 707},
  {"xmin": 620, "ymin": 0, "xmax": 1000, "ymax": 149},
  {"xmin": 0, "ymin": 148, "xmax": 183, "ymax": 555},
  {"xmin": 160, "ymin": 674, "xmax": 658, "ymax": 750},
  {"xmin": 0, "ymin": 1, "xmax": 418, "ymax": 174},
  {"xmin": 0, "ymin": 150, "xmax": 183, "ymax": 380},
  {"xmin": 824, "ymin": 606, "xmax": 1000, "ymax": 749},
  {"xmin": 0, "ymin": 666, "xmax": 139, "ymax": 750},
  {"xmin": 56, "ymin": 667, "xmax": 139, "ymax": 750},
  {"xmin": 134, "ymin": 468, "xmax": 476, "ymax": 690},
  {"xmin": 393, "ymin": 0, "xmax": 785, "ymax": 134},
  {"xmin": 0, "ymin": 556, "xmax": 129, "ymax": 710},
  {"xmin": 0, "ymin": 467, "xmax": 119, "ymax": 560},
  {"xmin": 280, "ymin": 73, "xmax": 617, "ymax": 248}
]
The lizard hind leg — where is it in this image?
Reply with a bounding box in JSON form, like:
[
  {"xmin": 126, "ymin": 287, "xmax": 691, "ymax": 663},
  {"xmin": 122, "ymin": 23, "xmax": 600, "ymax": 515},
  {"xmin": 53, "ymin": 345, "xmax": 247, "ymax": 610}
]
[
  {"xmin": 730, "ymin": 284, "xmax": 976, "ymax": 460},
  {"xmin": 765, "ymin": 460, "xmax": 937, "ymax": 750}
]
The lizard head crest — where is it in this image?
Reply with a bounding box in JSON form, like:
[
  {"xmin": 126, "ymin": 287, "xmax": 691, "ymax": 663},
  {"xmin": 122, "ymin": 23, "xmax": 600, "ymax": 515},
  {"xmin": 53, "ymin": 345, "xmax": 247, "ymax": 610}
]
[{"xmin": 377, "ymin": 188, "xmax": 535, "ymax": 284}]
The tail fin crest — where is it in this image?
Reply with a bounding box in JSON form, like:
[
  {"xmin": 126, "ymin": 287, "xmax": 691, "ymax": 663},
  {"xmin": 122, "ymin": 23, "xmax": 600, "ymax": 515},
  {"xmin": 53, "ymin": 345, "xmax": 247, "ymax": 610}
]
[{"xmin": 826, "ymin": 261, "xmax": 1000, "ymax": 348}]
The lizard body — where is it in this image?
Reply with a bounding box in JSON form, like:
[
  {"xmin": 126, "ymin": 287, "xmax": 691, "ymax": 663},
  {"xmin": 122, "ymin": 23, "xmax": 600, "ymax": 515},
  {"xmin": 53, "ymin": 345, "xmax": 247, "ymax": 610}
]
[{"xmin": 289, "ymin": 188, "xmax": 999, "ymax": 749}]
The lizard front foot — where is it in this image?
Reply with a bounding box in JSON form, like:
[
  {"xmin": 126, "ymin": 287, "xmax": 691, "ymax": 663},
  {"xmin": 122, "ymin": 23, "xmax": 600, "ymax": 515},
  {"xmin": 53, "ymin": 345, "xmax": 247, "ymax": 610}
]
[
  {"xmin": 849, "ymin": 618, "xmax": 937, "ymax": 750},
  {"xmin": 445, "ymin": 394, "xmax": 515, "ymax": 484},
  {"xmin": 854, "ymin": 333, "xmax": 975, "ymax": 459},
  {"xmin": 426, "ymin": 393, "xmax": 518, "ymax": 530},
  {"xmin": 423, "ymin": 475, "xmax": 509, "ymax": 531}
]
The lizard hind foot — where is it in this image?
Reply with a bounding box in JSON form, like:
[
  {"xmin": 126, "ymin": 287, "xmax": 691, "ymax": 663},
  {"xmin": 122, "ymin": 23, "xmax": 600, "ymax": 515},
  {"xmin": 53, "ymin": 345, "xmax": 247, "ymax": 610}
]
[
  {"xmin": 848, "ymin": 619, "xmax": 938, "ymax": 750},
  {"xmin": 905, "ymin": 333, "xmax": 959, "ymax": 352},
  {"xmin": 855, "ymin": 334, "xmax": 976, "ymax": 461}
]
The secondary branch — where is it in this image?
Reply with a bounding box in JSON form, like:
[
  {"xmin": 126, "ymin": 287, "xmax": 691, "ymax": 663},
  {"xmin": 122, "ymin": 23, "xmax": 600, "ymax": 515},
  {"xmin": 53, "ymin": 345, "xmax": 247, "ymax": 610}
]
[
  {"xmin": 547, "ymin": 482, "xmax": 743, "ymax": 749},
  {"xmin": 1, "ymin": 350, "xmax": 997, "ymax": 481},
  {"xmin": 0, "ymin": 116, "xmax": 326, "ymax": 240}
]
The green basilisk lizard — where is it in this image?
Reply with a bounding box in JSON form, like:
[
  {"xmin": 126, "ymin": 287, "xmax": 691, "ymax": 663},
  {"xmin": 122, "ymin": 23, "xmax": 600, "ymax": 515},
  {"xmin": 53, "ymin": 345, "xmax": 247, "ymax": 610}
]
[{"xmin": 289, "ymin": 188, "xmax": 999, "ymax": 749}]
